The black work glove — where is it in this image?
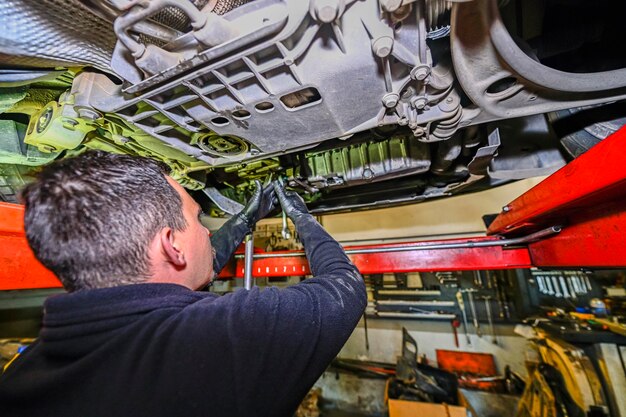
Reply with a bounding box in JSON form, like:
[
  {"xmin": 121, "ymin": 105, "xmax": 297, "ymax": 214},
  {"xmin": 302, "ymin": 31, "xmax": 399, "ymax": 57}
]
[
  {"xmin": 273, "ymin": 180, "xmax": 309, "ymax": 223},
  {"xmin": 237, "ymin": 180, "xmax": 279, "ymax": 229},
  {"xmin": 210, "ymin": 181, "xmax": 277, "ymax": 275}
]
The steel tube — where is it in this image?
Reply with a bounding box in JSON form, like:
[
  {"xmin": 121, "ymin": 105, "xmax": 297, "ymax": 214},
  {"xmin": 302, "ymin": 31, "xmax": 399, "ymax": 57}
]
[
  {"xmin": 243, "ymin": 234, "xmax": 254, "ymax": 290},
  {"xmin": 236, "ymin": 226, "xmax": 561, "ymax": 259}
]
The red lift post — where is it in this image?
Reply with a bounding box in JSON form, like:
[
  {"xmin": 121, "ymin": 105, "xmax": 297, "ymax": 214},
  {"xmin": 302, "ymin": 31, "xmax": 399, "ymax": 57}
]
[{"xmin": 1, "ymin": 126, "xmax": 626, "ymax": 290}]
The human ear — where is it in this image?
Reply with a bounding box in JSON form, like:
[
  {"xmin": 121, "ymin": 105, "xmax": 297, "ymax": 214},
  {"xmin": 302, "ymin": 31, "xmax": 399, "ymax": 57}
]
[{"xmin": 160, "ymin": 228, "xmax": 186, "ymax": 267}]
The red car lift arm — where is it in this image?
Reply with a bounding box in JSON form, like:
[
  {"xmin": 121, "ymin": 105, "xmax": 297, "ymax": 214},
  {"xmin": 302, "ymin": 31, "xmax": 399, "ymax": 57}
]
[
  {"xmin": 488, "ymin": 125, "xmax": 626, "ymax": 269},
  {"xmin": 2, "ymin": 126, "xmax": 626, "ymax": 290}
]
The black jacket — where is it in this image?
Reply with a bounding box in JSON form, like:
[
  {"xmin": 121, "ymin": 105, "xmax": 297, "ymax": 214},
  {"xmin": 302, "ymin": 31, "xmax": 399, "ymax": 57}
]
[{"xmin": 0, "ymin": 214, "xmax": 366, "ymax": 417}]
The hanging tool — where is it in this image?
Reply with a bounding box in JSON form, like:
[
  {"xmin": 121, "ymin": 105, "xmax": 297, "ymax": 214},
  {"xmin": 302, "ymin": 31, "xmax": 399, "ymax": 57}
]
[
  {"xmin": 464, "ymin": 289, "xmax": 481, "ymax": 337},
  {"xmin": 451, "ymin": 317, "xmax": 460, "ymax": 348},
  {"xmin": 572, "ymin": 276, "xmax": 583, "ymax": 294},
  {"xmin": 473, "ymin": 271, "xmax": 482, "ymax": 288},
  {"xmin": 559, "ymin": 276, "xmax": 571, "ymax": 298},
  {"xmin": 545, "ymin": 275, "xmax": 555, "ymax": 296},
  {"xmin": 566, "ymin": 277, "xmax": 577, "ymax": 299},
  {"xmin": 536, "ymin": 275, "xmax": 546, "ymax": 294},
  {"xmin": 456, "ymin": 290, "xmax": 471, "ymax": 345},
  {"xmin": 363, "ymin": 312, "xmax": 370, "ymax": 351},
  {"xmin": 278, "ymin": 177, "xmax": 292, "ymax": 240},
  {"xmin": 492, "ymin": 272, "xmax": 505, "ymax": 318},
  {"xmin": 551, "ymin": 276, "xmax": 562, "ymax": 297},
  {"xmin": 482, "ymin": 295, "xmax": 497, "ymax": 344}
]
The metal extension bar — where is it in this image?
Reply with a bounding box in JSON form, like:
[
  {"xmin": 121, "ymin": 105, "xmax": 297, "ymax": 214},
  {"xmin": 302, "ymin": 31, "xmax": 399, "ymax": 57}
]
[{"xmin": 236, "ymin": 226, "xmax": 561, "ymax": 260}]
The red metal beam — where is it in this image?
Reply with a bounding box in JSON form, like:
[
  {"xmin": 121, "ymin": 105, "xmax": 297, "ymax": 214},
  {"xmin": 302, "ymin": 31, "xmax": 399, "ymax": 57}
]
[
  {"xmin": 0, "ymin": 202, "xmax": 61, "ymax": 290},
  {"xmin": 488, "ymin": 125, "xmax": 626, "ymax": 237},
  {"xmin": 527, "ymin": 196, "xmax": 626, "ymax": 268},
  {"xmin": 0, "ymin": 200, "xmax": 531, "ymax": 288},
  {"xmin": 230, "ymin": 238, "xmax": 532, "ymax": 278},
  {"xmin": 488, "ymin": 125, "xmax": 626, "ymax": 268}
]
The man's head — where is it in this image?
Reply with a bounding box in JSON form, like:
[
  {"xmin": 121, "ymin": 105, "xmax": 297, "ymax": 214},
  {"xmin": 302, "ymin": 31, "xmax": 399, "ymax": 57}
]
[{"xmin": 21, "ymin": 151, "xmax": 213, "ymax": 292}]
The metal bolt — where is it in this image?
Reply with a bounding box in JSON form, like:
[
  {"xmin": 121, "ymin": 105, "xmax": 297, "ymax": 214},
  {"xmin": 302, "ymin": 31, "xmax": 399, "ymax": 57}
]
[
  {"xmin": 62, "ymin": 118, "xmax": 79, "ymax": 128},
  {"xmin": 502, "ymin": 205, "xmax": 511, "ymax": 213},
  {"xmin": 36, "ymin": 106, "xmax": 54, "ymax": 133},
  {"xmin": 410, "ymin": 65, "xmax": 430, "ymax": 81},
  {"xmin": 382, "ymin": 93, "xmax": 399, "ymax": 108},
  {"xmin": 381, "ymin": 0, "xmax": 402, "ymax": 12},
  {"xmin": 312, "ymin": 0, "xmax": 342, "ymax": 23},
  {"xmin": 372, "ymin": 36, "xmax": 394, "ymax": 58},
  {"xmin": 78, "ymin": 108, "xmax": 101, "ymax": 121},
  {"xmin": 113, "ymin": 134, "xmax": 130, "ymax": 144},
  {"xmin": 39, "ymin": 145, "xmax": 56, "ymax": 153},
  {"xmin": 411, "ymin": 96, "xmax": 427, "ymax": 110}
]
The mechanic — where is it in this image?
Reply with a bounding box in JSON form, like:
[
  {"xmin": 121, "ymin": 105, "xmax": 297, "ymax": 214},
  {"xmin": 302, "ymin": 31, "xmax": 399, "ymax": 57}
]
[{"xmin": 0, "ymin": 151, "xmax": 367, "ymax": 417}]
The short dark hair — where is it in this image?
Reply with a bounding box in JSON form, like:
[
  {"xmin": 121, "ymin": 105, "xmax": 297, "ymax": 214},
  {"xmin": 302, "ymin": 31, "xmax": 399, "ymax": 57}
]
[{"xmin": 21, "ymin": 151, "xmax": 187, "ymax": 291}]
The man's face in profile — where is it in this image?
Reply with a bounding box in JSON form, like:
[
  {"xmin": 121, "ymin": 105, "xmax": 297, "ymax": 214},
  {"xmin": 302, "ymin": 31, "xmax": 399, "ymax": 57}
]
[{"xmin": 166, "ymin": 176, "xmax": 214, "ymax": 289}]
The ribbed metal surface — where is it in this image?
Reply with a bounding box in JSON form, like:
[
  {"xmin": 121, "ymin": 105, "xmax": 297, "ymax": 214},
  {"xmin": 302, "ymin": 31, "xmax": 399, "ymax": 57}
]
[
  {"xmin": 305, "ymin": 136, "xmax": 430, "ymax": 189},
  {"xmin": 0, "ymin": 0, "xmax": 116, "ymax": 71},
  {"xmin": 145, "ymin": 0, "xmax": 250, "ymax": 44},
  {"xmin": 152, "ymin": 6, "xmax": 194, "ymax": 31},
  {"xmin": 425, "ymin": 0, "xmax": 451, "ymax": 31},
  {"xmin": 212, "ymin": 0, "xmax": 249, "ymax": 15},
  {"xmin": 150, "ymin": 0, "xmax": 250, "ymax": 31}
]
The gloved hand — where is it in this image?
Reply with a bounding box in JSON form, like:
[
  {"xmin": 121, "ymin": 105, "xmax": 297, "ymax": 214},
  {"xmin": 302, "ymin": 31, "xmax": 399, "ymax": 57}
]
[
  {"xmin": 238, "ymin": 180, "xmax": 278, "ymax": 229},
  {"xmin": 210, "ymin": 180, "xmax": 277, "ymax": 276},
  {"xmin": 273, "ymin": 180, "xmax": 309, "ymax": 222}
]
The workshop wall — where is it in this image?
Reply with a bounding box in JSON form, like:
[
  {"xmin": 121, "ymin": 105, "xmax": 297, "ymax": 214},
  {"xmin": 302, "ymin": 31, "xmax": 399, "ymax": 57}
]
[
  {"xmin": 314, "ymin": 319, "xmax": 530, "ymax": 414},
  {"xmin": 342, "ymin": 320, "xmax": 529, "ymax": 373},
  {"xmin": 303, "ymin": 178, "xmax": 544, "ymax": 414},
  {"xmin": 320, "ymin": 177, "xmax": 545, "ymax": 243}
]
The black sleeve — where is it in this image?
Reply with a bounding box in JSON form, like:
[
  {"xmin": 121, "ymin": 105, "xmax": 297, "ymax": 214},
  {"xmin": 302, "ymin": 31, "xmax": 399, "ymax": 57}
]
[
  {"xmin": 209, "ymin": 213, "xmax": 250, "ymax": 275},
  {"xmin": 198, "ymin": 213, "xmax": 367, "ymax": 416}
]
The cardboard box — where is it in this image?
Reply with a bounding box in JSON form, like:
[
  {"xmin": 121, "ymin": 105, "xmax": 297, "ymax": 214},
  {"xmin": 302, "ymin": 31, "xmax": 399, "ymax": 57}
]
[{"xmin": 388, "ymin": 399, "xmax": 467, "ymax": 417}]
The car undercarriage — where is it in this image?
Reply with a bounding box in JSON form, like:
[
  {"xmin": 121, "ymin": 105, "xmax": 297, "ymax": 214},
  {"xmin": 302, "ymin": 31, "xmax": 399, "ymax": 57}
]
[{"xmin": 1, "ymin": 0, "xmax": 626, "ymax": 214}]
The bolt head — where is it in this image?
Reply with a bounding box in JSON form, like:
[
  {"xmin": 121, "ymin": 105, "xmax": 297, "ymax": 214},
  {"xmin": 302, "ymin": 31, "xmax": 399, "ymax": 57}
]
[
  {"xmin": 382, "ymin": 93, "xmax": 399, "ymax": 108},
  {"xmin": 39, "ymin": 144, "xmax": 56, "ymax": 153},
  {"xmin": 317, "ymin": 6, "xmax": 337, "ymax": 22},
  {"xmin": 36, "ymin": 106, "xmax": 54, "ymax": 133},
  {"xmin": 372, "ymin": 36, "xmax": 394, "ymax": 58},
  {"xmin": 502, "ymin": 205, "xmax": 511, "ymax": 213},
  {"xmin": 78, "ymin": 108, "xmax": 101, "ymax": 121},
  {"xmin": 312, "ymin": 0, "xmax": 341, "ymax": 23},
  {"xmin": 412, "ymin": 96, "xmax": 427, "ymax": 110},
  {"xmin": 410, "ymin": 65, "xmax": 430, "ymax": 81},
  {"xmin": 381, "ymin": 0, "xmax": 402, "ymax": 12}
]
